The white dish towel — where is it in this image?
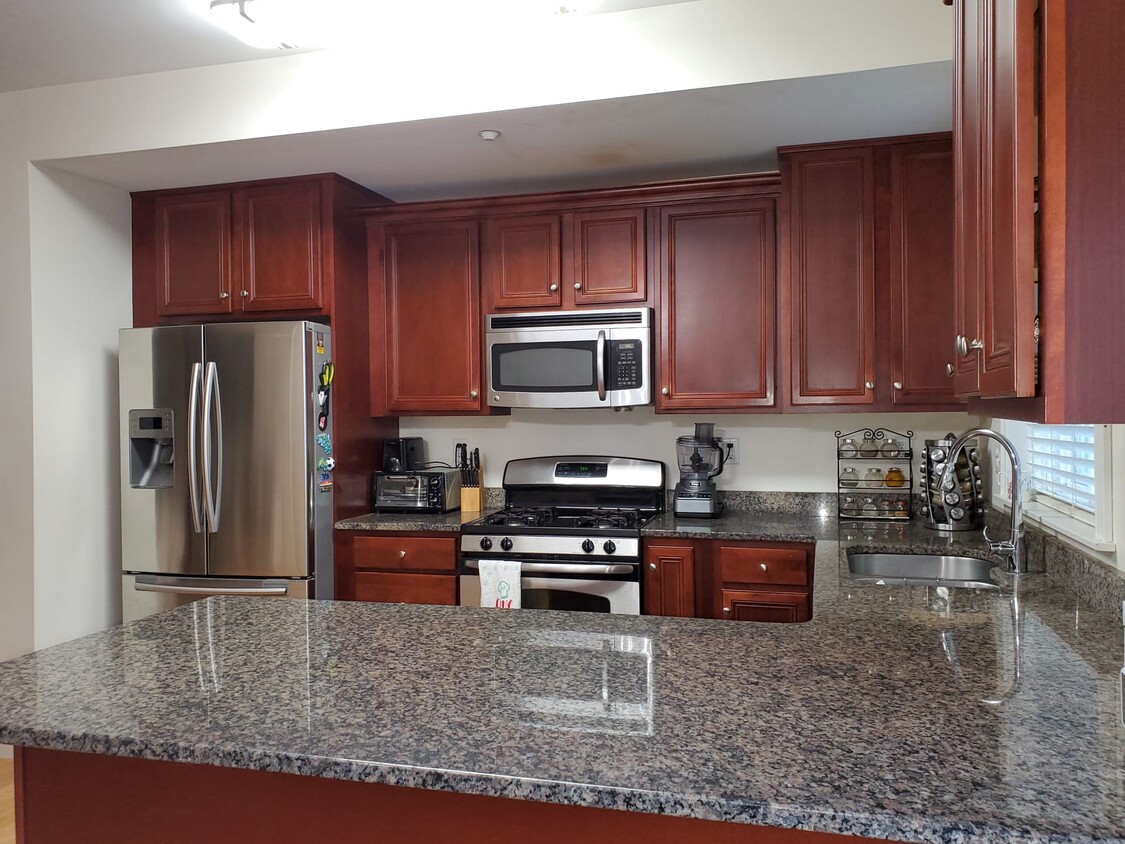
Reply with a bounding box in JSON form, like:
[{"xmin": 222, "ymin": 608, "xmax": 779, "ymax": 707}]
[{"xmin": 478, "ymin": 560, "xmax": 522, "ymax": 609}]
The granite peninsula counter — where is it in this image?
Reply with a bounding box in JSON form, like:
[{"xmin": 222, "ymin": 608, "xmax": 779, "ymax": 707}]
[{"xmin": 2, "ymin": 532, "xmax": 1124, "ymax": 844}]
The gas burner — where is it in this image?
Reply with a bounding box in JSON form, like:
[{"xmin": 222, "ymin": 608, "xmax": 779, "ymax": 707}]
[
  {"xmin": 482, "ymin": 507, "xmax": 557, "ymax": 528},
  {"xmin": 572, "ymin": 509, "xmax": 641, "ymax": 530}
]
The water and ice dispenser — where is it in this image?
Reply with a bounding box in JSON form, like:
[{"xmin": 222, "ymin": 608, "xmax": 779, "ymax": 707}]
[{"xmin": 127, "ymin": 408, "xmax": 175, "ymax": 489}]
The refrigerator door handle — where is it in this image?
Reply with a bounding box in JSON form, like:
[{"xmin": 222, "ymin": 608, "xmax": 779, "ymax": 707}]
[
  {"xmin": 134, "ymin": 581, "xmax": 289, "ymax": 597},
  {"xmin": 202, "ymin": 361, "xmax": 224, "ymax": 532},
  {"xmin": 188, "ymin": 362, "xmax": 204, "ymax": 534}
]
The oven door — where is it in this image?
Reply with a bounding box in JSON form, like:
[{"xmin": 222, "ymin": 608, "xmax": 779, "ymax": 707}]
[
  {"xmin": 459, "ymin": 564, "xmax": 640, "ymax": 615},
  {"xmin": 485, "ymin": 309, "xmax": 651, "ymax": 409}
]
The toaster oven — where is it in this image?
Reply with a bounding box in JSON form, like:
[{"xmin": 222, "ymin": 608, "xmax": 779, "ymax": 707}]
[{"xmin": 372, "ymin": 470, "xmax": 460, "ymax": 513}]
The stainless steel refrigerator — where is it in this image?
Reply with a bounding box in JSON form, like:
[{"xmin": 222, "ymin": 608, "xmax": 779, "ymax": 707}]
[{"xmin": 119, "ymin": 321, "xmax": 335, "ymax": 622}]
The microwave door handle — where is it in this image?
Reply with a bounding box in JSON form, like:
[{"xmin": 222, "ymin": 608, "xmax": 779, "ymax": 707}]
[{"xmin": 596, "ymin": 329, "xmax": 607, "ymax": 401}]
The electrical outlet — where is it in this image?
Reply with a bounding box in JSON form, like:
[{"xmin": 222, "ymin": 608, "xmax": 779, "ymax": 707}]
[
  {"xmin": 723, "ymin": 437, "xmax": 740, "ymax": 465},
  {"xmin": 449, "ymin": 437, "xmax": 471, "ymax": 464}
]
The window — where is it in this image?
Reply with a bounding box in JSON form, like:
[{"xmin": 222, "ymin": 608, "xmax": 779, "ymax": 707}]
[{"xmin": 993, "ymin": 420, "xmax": 1113, "ymax": 551}]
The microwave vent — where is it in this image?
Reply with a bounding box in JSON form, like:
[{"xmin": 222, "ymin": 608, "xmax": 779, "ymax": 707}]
[{"xmin": 489, "ymin": 309, "xmax": 647, "ymax": 330}]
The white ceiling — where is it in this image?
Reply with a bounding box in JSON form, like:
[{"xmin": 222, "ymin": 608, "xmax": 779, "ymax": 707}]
[
  {"xmin": 0, "ymin": 0, "xmax": 700, "ymax": 93},
  {"xmin": 8, "ymin": 0, "xmax": 953, "ymax": 202}
]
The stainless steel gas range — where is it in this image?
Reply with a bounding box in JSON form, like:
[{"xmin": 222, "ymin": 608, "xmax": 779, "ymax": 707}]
[{"xmin": 459, "ymin": 456, "xmax": 666, "ymax": 615}]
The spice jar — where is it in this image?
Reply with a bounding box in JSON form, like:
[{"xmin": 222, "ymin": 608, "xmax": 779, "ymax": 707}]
[
  {"xmin": 839, "ymin": 467, "xmax": 859, "ymax": 488},
  {"xmin": 859, "ymin": 434, "xmax": 880, "ymax": 457},
  {"xmin": 839, "ymin": 437, "xmax": 859, "ymax": 458},
  {"xmin": 863, "ymin": 468, "xmax": 884, "ymax": 488},
  {"xmin": 884, "ymin": 467, "xmax": 906, "ymax": 488},
  {"xmin": 861, "ymin": 497, "xmax": 878, "ymax": 518},
  {"xmin": 880, "ymin": 438, "xmax": 904, "ymax": 458}
]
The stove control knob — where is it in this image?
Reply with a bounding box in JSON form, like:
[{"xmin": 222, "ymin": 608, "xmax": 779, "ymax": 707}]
[
  {"xmin": 582, "ymin": 539, "xmax": 596, "ymax": 554},
  {"xmin": 500, "ymin": 537, "xmax": 513, "ymax": 552},
  {"xmin": 603, "ymin": 540, "xmax": 616, "ymax": 555},
  {"xmin": 479, "ymin": 537, "xmax": 493, "ymax": 551}
]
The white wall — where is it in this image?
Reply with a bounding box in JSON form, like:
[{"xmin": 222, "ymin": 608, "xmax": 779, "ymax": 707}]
[
  {"xmin": 0, "ymin": 93, "xmax": 36, "ymax": 663},
  {"xmin": 28, "ymin": 166, "xmax": 132, "ymax": 648},
  {"xmin": 0, "ymin": 0, "xmax": 954, "ymax": 655},
  {"xmin": 402, "ymin": 409, "xmax": 979, "ymax": 492}
]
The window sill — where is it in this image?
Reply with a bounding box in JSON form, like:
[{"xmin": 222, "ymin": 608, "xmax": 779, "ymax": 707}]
[{"xmin": 993, "ymin": 499, "xmax": 1116, "ymax": 553}]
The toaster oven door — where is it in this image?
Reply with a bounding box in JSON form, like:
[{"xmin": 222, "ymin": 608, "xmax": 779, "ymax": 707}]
[{"xmin": 375, "ymin": 474, "xmax": 429, "ymax": 509}]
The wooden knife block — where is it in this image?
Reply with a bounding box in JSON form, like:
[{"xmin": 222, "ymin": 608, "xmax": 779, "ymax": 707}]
[{"xmin": 460, "ymin": 485, "xmax": 482, "ymax": 513}]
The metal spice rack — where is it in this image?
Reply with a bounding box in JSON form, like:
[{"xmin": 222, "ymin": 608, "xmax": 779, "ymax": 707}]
[{"xmin": 835, "ymin": 428, "xmax": 914, "ymax": 522}]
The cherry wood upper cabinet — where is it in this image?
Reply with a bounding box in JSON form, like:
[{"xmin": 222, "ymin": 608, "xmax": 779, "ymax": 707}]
[
  {"xmin": 484, "ymin": 208, "xmax": 645, "ymax": 311},
  {"xmin": 235, "ymin": 180, "xmax": 324, "ymax": 313},
  {"xmin": 953, "ymin": 0, "xmax": 1037, "ymax": 400},
  {"xmin": 781, "ymin": 136, "xmax": 963, "ymax": 413},
  {"xmin": 571, "ymin": 208, "xmax": 647, "ymax": 305},
  {"xmin": 136, "ymin": 174, "xmax": 370, "ymax": 324},
  {"xmin": 781, "ymin": 146, "xmax": 877, "ymax": 406},
  {"xmin": 888, "ymin": 141, "xmax": 959, "ymax": 407},
  {"xmin": 483, "ymin": 214, "xmax": 562, "ymax": 310},
  {"xmin": 656, "ymin": 198, "xmax": 777, "ymax": 411},
  {"xmin": 371, "ymin": 219, "xmax": 483, "ymax": 415},
  {"xmin": 643, "ymin": 543, "xmax": 696, "ymax": 617},
  {"xmin": 153, "ymin": 191, "xmax": 234, "ymax": 318}
]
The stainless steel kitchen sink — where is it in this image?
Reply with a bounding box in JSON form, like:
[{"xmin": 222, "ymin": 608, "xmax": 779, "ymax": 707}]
[{"xmin": 846, "ymin": 552, "xmax": 999, "ymax": 590}]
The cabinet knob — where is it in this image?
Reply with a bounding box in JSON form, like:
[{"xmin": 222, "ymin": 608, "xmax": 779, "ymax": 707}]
[
  {"xmin": 549, "ymin": 283, "xmax": 558, "ymax": 292},
  {"xmin": 946, "ymin": 362, "xmax": 955, "ymax": 378},
  {"xmin": 649, "ymin": 563, "xmax": 657, "ymax": 571},
  {"xmin": 893, "ymin": 381, "xmax": 903, "ymax": 390},
  {"xmin": 399, "ymin": 550, "xmax": 406, "ymax": 558},
  {"xmin": 661, "ymin": 387, "xmax": 670, "ymax": 396},
  {"xmin": 573, "ymin": 282, "xmax": 582, "ymax": 290},
  {"xmin": 219, "ymin": 292, "xmax": 229, "ymax": 299},
  {"xmin": 955, "ymin": 335, "xmax": 984, "ymax": 358},
  {"xmin": 865, "ymin": 381, "xmax": 875, "ymax": 390},
  {"xmin": 240, "ymin": 290, "xmax": 249, "ymax": 297},
  {"xmin": 722, "ymin": 607, "xmax": 731, "ymax": 614},
  {"xmin": 470, "ymin": 390, "xmax": 478, "ymax": 398},
  {"xmin": 759, "ymin": 562, "xmax": 768, "ymax": 572}
]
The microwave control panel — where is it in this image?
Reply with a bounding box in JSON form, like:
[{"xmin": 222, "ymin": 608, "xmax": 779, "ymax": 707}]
[{"xmin": 609, "ymin": 340, "xmax": 643, "ymax": 390}]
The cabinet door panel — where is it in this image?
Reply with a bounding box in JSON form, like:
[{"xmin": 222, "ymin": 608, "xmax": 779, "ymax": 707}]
[
  {"xmin": 657, "ymin": 200, "xmax": 775, "ymax": 410},
  {"xmin": 953, "ymin": 0, "xmax": 983, "ymax": 396},
  {"xmin": 721, "ymin": 589, "xmax": 809, "ymax": 623},
  {"xmin": 572, "ymin": 209, "xmax": 646, "ymax": 305},
  {"xmin": 155, "ymin": 191, "xmax": 233, "ymax": 317},
  {"xmin": 485, "ymin": 214, "xmax": 562, "ymax": 309},
  {"xmin": 977, "ymin": 0, "xmax": 1037, "ymax": 398},
  {"xmin": 237, "ymin": 181, "xmax": 324, "ymax": 313},
  {"xmin": 890, "ymin": 141, "xmax": 960, "ymax": 406},
  {"xmin": 354, "ymin": 572, "xmax": 457, "ymax": 605},
  {"xmin": 380, "ymin": 221, "xmax": 482, "ymax": 413},
  {"xmin": 785, "ymin": 149, "xmax": 876, "ymax": 405},
  {"xmin": 643, "ymin": 544, "xmax": 695, "ymax": 617}
]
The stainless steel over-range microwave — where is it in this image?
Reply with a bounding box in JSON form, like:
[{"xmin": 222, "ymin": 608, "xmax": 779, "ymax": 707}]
[{"xmin": 485, "ymin": 308, "xmax": 652, "ymax": 409}]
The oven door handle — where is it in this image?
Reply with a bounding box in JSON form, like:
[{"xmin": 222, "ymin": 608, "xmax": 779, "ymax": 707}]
[{"xmin": 463, "ymin": 560, "xmax": 636, "ymax": 575}]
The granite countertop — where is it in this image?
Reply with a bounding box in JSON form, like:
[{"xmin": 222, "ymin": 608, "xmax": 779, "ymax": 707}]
[
  {"xmin": 2, "ymin": 534, "xmax": 1124, "ymax": 844},
  {"xmin": 334, "ymin": 510, "xmax": 491, "ymax": 533}
]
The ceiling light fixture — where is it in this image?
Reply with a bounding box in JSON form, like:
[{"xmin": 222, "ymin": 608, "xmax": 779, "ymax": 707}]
[{"xmin": 478, "ymin": 129, "xmax": 502, "ymax": 142}]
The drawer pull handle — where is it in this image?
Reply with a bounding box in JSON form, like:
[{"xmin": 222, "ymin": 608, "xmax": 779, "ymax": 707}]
[
  {"xmin": 399, "ymin": 550, "xmax": 407, "ymax": 558},
  {"xmin": 722, "ymin": 607, "xmax": 731, "ymax": 614},
  {"xmin": 759, "ymin": 562, "xmax": 768, "ymax": 572},
  {"xmin": 649, "ymin": 563, "xmax": 657, "ymax": 571}
]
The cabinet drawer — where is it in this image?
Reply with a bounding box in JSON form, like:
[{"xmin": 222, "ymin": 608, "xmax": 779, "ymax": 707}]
[
  {"xmin": 354, "ymin": 572, "xmax": 458, "ymax": 605},
  {"xmin": 721, "ymin": 589, "xmax": 810, "ymax": 623},
  {"xmin": 719, "ymin": 546, "xmax": 807, "ymax": 586},
  {"xmin": 353, "ymin": 536, "xmax": 458, "ymax": 572}
]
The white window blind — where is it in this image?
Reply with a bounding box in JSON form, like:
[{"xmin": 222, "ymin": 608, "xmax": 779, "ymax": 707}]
[{"xmin": 1026, "ymin": 424, "xmax": 1096, "ymax": 514}]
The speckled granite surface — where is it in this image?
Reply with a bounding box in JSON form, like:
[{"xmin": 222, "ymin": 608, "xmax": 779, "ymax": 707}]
[
  {"xmin": 334, "ymin": 510, "xmax": 492, "ymax": 532},
  {"xmin": 2, "ymin": 543, "xmax": 1125, "ymax": 844}
]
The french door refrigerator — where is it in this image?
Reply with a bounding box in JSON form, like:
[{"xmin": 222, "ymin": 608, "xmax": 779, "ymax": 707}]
[{"xmin": 119, "ymin": 321, "xmax": 335, "ymax": 622}]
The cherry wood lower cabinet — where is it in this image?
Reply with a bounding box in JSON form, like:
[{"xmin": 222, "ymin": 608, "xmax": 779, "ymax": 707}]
[
  {"xmin": 643, "ymin": 543, "xmax": 696, "ymax": 616},
  {"xmin": 15, "ymin": 746, "xmax": 900, "ymax": 844},
  {"xmin": 643, "ymin": 538, "xmax": 814, "ymax": 623},
  {"xmin": 342, "ymin": 533, "xmax": 459, "ymax": 606}
]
